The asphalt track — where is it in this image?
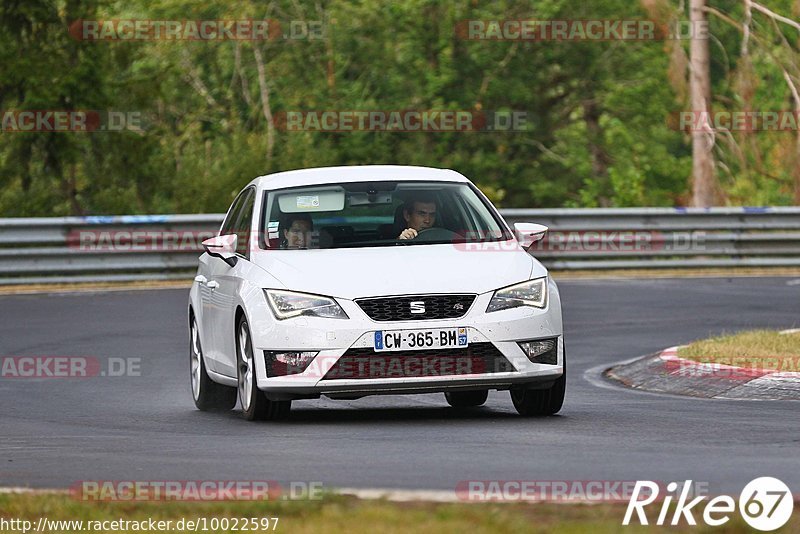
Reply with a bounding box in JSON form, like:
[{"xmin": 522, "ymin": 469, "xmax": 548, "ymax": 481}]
[{"xmin": 0, "ymin": 277, "xmax": 798, "ymax": 494}]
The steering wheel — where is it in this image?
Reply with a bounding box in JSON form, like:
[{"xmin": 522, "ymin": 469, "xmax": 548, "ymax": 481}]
[{"xmin": 413, "ymin": 227, "xmax": 459, "ymax": 241}]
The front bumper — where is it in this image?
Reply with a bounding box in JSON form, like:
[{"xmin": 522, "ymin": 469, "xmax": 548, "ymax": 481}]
[{"xmin": 250, "ymin": 287, "xmax": 564, "ymax": 399}]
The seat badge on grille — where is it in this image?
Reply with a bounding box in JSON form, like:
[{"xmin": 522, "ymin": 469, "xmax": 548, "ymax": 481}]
[{"xmin": 409, "ymin": 301, "xmax": 426, "ymax": 314}]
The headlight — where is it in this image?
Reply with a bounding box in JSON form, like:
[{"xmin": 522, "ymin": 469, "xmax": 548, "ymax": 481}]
[
  {"xmin": 264, "ymin": 289, "xmax": 349, "ymax": 320},
  {"xmin": 486, "ymin": 277, "xmax": 547, "ymax": 313}
]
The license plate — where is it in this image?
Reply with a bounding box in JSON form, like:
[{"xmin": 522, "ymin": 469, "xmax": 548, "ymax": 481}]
[{"xmin": 373, "ymin": 328, "xmax": 468, "ymax": 352}]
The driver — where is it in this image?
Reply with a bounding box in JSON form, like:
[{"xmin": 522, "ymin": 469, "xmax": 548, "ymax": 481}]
[{"xmin": 398, "ymin": 194, "xmax": 437, "ymax": 240}]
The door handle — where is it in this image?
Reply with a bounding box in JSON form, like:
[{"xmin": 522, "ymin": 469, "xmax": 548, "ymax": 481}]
[
  {"xmin": 206, "ymin": 280, "xmax": 220, "ymax": 290},
  {"xmin": 194, "ymin": 275, "xmax": 208, "ymax": 284}
]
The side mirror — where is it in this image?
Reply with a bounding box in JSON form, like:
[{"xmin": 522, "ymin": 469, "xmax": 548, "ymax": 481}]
[
  {"xmin": 202, "ymin": 234, "xmax": 238, "ymax": 267},
  {"xmin": 514, "ymin": 223, "xmax": 548, "ymax": 248}
]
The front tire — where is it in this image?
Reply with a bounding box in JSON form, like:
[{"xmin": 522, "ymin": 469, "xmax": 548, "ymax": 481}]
[
  {"xmin": 510, "ymin": 355, "xmax": 566, "ymax": 416},
  {"xmin": 237, "ymin": 317, "xmax": 291, "ymax": 421},
  {"xmin": 445, "ymin": 390, "xmax": 488, "ymax": 408},
  {"xmin": 190, "ymin": 316, "xmax": 236, "ymax": 412}
]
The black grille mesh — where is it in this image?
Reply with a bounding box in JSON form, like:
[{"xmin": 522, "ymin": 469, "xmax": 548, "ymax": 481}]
[{"xmin": 356, "ymin": 294, "xmax": 476, "ymax": 321}]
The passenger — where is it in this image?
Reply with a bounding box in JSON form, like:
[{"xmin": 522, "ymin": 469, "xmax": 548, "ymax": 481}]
[{"xmin": 281, "ymin": 214, "xmax": 314, "ymax": 249}]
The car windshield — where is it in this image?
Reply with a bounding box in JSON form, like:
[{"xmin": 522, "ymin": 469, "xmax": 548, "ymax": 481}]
[{"xmin": 261, "ymin": 181, "xmax": 512, "ymax": 250}]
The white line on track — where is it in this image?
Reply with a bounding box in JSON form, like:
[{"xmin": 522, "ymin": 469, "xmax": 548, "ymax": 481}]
[{"xmin": 0, "ymin": 486, "xmax": 463, "ymax": 503}]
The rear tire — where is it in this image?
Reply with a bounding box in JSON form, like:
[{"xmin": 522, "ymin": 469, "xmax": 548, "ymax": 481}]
[
  {"xmin": 237, "ymin": 317, "xmax": 291, "ymax": 421},
  {"xmin": 510, "ymin": 354, "xmax": 566, "ymax": 416},
  {"xmin": 190, "ymin": 316, "xmax": 236, "ymax": 412},
  {"xmin": 445, "ymin": 390, "xmax": 488, "ymax": 408}
]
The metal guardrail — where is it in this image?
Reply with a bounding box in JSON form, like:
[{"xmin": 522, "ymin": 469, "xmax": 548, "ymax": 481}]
[
  {"xmin": 501, "ymin": 207, "xmax": 800, "ymax": 270},
  {"xmin": 0, "ymin": 208, "xmax": 799, "ymax": 284}
]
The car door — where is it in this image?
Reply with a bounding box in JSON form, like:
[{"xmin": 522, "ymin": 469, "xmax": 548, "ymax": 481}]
[
  {"xmin": 199, "ymin": 189, "xmax": 249, "ymax": 374},
  {"xmin": 204, "ymin": 187, "xmax": 256, "ymax": 378}
]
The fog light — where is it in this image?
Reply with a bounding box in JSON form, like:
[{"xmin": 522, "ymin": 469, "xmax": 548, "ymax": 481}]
[
  {"xmin": 264, "ymin": 351, "xmax": 318, "ymax": 377},
  {"xmin": 518, "ymin": 338, "xmax": 558, "ymax": 364}
]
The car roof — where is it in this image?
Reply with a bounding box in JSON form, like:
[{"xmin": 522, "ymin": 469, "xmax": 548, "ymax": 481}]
[{"xmin": 248, "ymin": 165, "xmax": 469, "ymax": 191}]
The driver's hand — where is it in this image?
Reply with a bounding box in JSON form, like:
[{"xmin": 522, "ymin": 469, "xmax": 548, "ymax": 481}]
[{"xmin": 398, "ymin": 228, "xmax": 418, "ymax": 240}]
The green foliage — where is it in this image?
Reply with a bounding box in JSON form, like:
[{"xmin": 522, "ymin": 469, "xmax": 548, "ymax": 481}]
[{"xmin": 0, "ymin": 0, "xmax": 797, "ymax": 215}]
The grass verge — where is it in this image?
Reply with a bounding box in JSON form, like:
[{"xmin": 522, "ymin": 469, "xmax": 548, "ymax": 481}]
[
  {"xmin": 677, "ymin": 329, "xmax": 800, "ymax": 372},
  {"xmin": 0, "ymin": 280, "xmax": 191, "ymax": 295},
  {"xmin": 0, "ymin": 493, "xmax": 795, "ymax": 533}
]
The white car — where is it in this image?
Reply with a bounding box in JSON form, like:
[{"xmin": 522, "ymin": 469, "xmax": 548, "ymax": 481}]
[{"xmin": 188, "ymin": 165, "xmax": 565, "ymax": 420}]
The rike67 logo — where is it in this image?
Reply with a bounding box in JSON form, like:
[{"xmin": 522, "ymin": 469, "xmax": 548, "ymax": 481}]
[{"xmin": 624, "ymin": 477, "xmax": 794, "ymax": 531}]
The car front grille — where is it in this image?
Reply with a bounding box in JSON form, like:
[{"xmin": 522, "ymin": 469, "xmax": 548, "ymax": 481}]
[
  {"xmin": 320, "ymin": 342, "xmax": 515, "ymax": 380},
  {"xmin": 355, "ymin": 294, "xmax": 476, "ymax": 321}
]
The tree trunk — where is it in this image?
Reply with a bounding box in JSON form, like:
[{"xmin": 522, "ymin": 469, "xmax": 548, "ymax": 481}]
[
  {"xmin": 252, "ymin": 45, "xmax": 275, "ymax": 162},
  {"xmin": 583, "ymin": 99, "xmax": 611, "ymax": 206},
  {"xmin": 785, "ymin": 68, "xmax": 800, "ymax": 205},
  {"xmin": 689, "ymin": 0, "xmax": 717, "ymax": 206},
  {"xmin": 794, "ymin": 135, "xmax": 800, "ymax": 205}
]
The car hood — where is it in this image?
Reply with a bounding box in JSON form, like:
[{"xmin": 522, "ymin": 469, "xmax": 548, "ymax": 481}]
[{"xmin": 251, "ymin": 244, "xmax": 543, "ymax": 299}]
